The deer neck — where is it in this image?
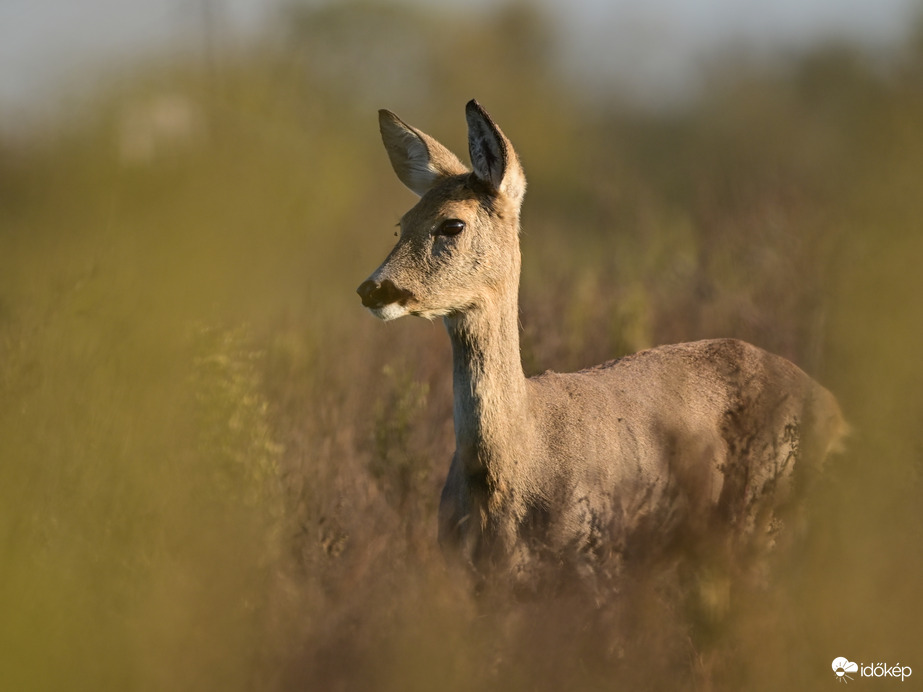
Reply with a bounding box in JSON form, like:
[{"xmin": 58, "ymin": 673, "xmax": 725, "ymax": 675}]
[{"xmin": 444, "ymin": 283, "xmax": 530, "ymax": 480}]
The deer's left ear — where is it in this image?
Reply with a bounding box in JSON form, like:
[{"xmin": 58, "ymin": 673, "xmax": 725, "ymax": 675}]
[
  {"xmin": 379, "ymin": 109, "xmax": 468, "ymax": 197},
  {"xmin": 465, "ymin": 100, "xmax": 526, "ymax": 206}
]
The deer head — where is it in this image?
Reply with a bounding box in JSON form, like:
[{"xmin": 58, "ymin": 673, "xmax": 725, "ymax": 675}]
[{"xmin": 357, "ymin": 100, "xmax": 526, "ymax": 321}]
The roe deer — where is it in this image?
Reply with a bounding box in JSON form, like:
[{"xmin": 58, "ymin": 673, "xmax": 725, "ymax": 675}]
[{"xmin": 357, "ymin": 100, "xmax": 846, "ymax": 593}]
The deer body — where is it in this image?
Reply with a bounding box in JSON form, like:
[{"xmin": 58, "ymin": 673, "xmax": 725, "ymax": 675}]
[{"xmin": 358, "ymin": 101, "xmax": 844, "ymax": 590}]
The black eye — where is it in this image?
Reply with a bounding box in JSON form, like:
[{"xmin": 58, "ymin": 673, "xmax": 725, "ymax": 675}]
[{"xmin": 436, "ymin": 219, "xmax": 466, "ymax": 237}]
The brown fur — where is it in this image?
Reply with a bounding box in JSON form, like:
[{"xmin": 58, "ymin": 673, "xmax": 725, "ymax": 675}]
[{"xmin": 358, "ymin": 100, "xmax": 846, "ymax": 593}]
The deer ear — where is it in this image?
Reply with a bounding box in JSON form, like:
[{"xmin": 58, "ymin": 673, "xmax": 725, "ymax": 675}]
[
  {"xmin": 379, "ymin": 110, "xmax": 468, "ymax": 197},
  {"xmin": 465, "ymin": 100, "xmax": 526, "ymax": 205}
]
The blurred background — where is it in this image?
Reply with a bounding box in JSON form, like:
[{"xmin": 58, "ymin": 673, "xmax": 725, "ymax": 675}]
[{"xmin": 1, "ymin": 1, "xmax": 921, "ymax": 690}]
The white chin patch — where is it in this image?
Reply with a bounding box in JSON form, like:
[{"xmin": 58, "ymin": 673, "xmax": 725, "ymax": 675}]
[{"xmin": 370, "ymin": 303, "xmax": 409, "ymax": 321}]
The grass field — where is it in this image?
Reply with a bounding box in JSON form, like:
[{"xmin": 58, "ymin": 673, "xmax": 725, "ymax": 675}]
[{"xmin": 1, "ymin": 5, "xmax": 921, "ymax": 690}]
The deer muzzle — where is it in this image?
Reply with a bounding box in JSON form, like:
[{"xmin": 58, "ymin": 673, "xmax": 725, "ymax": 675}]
[{"xmin": 357, "ymin": 278, "xmax": 413, "ymax": 311}]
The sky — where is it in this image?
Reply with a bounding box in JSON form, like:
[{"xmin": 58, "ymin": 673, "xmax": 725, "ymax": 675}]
[
  {"xmin": 0, "ymin": 0, "xmax": 920, "ymax": 118},
  {"xmin": 559, "ymin": 0, "xmax": 920, "ymax": 102}
]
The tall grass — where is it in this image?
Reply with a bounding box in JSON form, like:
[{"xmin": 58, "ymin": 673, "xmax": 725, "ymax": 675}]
[{"xmin": 1, "ymin": 4, "xmax": 921, "ymax": 690}]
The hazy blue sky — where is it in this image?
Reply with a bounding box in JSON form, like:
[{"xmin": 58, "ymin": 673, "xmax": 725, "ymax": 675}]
[{"xmin": 1, "ymin": 0, "xmax": 920, "ymax": 116}]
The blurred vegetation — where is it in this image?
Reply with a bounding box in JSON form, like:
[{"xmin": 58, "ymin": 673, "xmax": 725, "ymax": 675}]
[{"xmin": 1, "ymin": 2, "xmax": 921, "ymax": 690}]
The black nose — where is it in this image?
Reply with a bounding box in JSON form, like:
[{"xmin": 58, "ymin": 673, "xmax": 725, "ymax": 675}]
[{"xmin": 357, "ymin": 279, "xmax": 409, "ymax": 308}]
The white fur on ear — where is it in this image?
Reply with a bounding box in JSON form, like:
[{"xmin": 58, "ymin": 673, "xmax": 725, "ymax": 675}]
[
  {"xmin": 379, "ymin": 110, "xmax": 467, "ymax": 197},
  {"xmin": 465, "ymin": 100, "xmax": 526, "ymax": 205}
]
